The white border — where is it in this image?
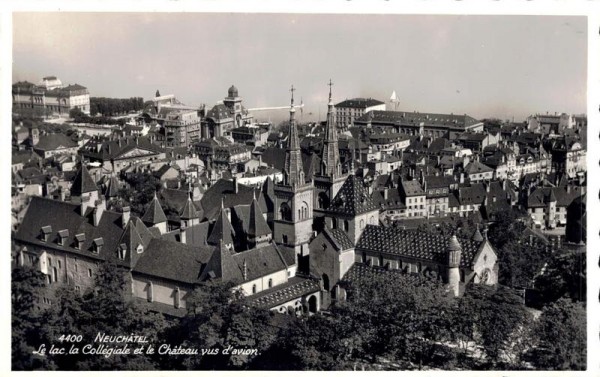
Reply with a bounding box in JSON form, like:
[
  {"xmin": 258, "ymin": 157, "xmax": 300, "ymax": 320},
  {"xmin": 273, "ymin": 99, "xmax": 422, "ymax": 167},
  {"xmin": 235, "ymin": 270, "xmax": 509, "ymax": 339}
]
[{"xmin": 1, "ymin": 1, "xmax": 598, "ymax": 377}]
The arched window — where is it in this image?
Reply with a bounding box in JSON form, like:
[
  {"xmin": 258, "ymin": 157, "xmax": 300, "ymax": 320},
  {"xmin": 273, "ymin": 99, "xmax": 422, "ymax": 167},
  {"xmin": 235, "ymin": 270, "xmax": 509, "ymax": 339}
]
[
  {"xmin": 279, "ymin": 203, "xmax": 291, "ymax": 221},
  {"xmin": 268, "ymin": 278, "xmax": 273, "ymax": 288},
  {"xmin": 370, "ymin": 215, "xmax": 375, "ymax": 224},
  {"xmin": 252, "ymin": 284, "xmax": 257, "ymax": 294},
  {"xmin": 331, "ymin": 218, "xmax": 337, "ymax": 229},
  {"xmin": 360, "ymin": 219, "xmax": 365, "ymax": 229},
  {"xmin": 318, "ymin": 192, "xmax": 330, "ymax": 209},
  {"xmin": 343, "ymin": 220, "xmax": 349, "ymax": 231}
]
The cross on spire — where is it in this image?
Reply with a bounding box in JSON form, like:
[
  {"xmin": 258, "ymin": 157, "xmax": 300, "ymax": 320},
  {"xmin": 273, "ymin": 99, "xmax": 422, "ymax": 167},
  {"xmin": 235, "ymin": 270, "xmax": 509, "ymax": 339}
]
[
  {"xmin": 290, "ymin": 85, "xmax": 296, "ymax": 106},
  {"xmin": 327, "ymin": 79, "xmax": 333, "ymax": 102}
]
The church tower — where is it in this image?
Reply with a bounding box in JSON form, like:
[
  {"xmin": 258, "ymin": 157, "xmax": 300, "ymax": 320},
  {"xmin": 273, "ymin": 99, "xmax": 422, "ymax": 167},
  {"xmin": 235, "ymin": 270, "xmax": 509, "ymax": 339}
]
[
  {"xmin": 273, "ymin": 85, "xmax": 314, "ymax": 266},
  {"xmin": 314, "ymin": 80, "xmax": 347, "ymax": 219},
  {"xmin": 223, "ymin": 85, "xmax": 244, "ymax": 127}
]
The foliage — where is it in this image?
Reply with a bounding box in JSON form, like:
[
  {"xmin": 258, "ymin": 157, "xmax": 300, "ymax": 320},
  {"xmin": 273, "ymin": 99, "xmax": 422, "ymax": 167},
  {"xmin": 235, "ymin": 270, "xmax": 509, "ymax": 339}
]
[
  {"xmin": 90, "ymin": 97, "xmax": 144, "ymax": 117},
  {"xmin": 12, "ymin": 266, "xmax": 56, "ymax": 370},
  {"xmin": 38, "ymin": 262, "xmax": 167, "ymax": 370},
  {"xmin": 455, "ymin": 285, "xmax": 530, "ymax": 368},
  {"xmin": 526, "ymin": 298, "xmax": 586, "ymax": 370},
  {"xmin": 497, "ymin": 240, "xmax": 545, "ymax": 287},
  {"xmin": 69, "ymin": 108, "xmax": 85, "ymax": 119},
  {"xmin": 118, "ymin": 172, "xmax": 162, "ymax": 216},
  {"xmin": 534, "ymin": 249, "xmax": 586, "ymax": 305},
  {"xmin": 166, "ymin": 281, "xmax": 276, "ymax": 370}
]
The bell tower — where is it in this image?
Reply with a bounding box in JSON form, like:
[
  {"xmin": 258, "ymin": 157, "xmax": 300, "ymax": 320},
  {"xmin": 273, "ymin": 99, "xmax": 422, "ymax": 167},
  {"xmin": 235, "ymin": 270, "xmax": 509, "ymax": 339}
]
[
  {"xmin": 274, "ymin": 85, "xmax": 314, "ymax": 267},
  {"xmin": 314, "ymin": 79, "xmax": 347, "ymax": 221}
]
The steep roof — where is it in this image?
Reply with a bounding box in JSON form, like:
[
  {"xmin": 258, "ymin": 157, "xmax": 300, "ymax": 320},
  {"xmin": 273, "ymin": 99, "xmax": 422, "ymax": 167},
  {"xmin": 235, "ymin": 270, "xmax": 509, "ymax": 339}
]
[
  {"xmin": 356, "ymin": 225, "xmax": 484, "ymax": 267},
  {"xmin": 180, "ymin": 195, "xmax": 200, "ymax": 220},
  {"xmin": 326, "ymin": 175, "xmax": 379, "ymax": 216},
  {"xmin": 231, "ymin": 243, "xmax": 289, "ymax": 281},
  {"xmin": 70, "ymin": 164, "xmax": 98, "ymax": 197},
  {"xmin": 207, "ymin": 207, "xmax": 236, "ymax": 246},
  {"xmin": 247, "ymin": 198, "xmax": 272, "ymax": 237},
  {"xmin": 141, "ymin": 194, "xmax": 168, "ymax": 224},
  {"xmin": 134, "ymin": 238, "xmax": 213, "ymax": 284},
  {"xmin": 104, "ymin": 175, "xmax": 121, "ymax": 198},
  {"xmin": 33, "ymin": 133, "xmax": 78, "ymax": 151},
  {"xmin": 199, "ymin": 241, "xmax": 242, "ymax": 282}
]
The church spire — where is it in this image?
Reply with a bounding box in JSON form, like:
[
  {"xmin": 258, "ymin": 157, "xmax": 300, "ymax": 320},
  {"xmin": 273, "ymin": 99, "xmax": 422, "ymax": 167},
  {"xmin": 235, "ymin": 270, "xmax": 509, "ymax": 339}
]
[
  {"xmin": 321, "ymin": 79, "xmax": 341, "ymax": 178},
  {"xmin": 283, "ymin": 85, "xmax": 304, "ymax": 187}
]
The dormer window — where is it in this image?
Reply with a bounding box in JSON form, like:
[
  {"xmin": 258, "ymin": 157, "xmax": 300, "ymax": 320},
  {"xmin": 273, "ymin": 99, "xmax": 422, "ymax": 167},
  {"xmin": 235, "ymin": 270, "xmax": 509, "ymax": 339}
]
[
  {"xmin": 92, "ymin": 238, "xmax": 104, "ymax": 254},
  {"xmin": 136, "ymin": 244, "xmax": 144, "ymax": 254},
  {"xmin": 75, "ymin": 233, "xmax": 85, "ymax": 250},
  {"xmin": 118, "ymin": 243, "xmax": 127, "ymax": 260},
  {"xmin": 40, "ymin": 226, "xmax": 52, "ymax": 242},
  {"xmin": 57, "ymin": 229, "xmax": 69, "ymax": 246}
]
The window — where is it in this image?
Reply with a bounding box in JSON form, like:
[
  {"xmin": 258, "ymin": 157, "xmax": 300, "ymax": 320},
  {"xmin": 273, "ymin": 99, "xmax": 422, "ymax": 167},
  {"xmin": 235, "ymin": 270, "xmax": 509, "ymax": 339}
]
[
  {"xmin": 252, "ymin": 284, "xmax": 257, "ymax": 294},
  {"xmin": 268, "ymin": 278, "xmax": 273, "ymax": 288},
  {"xmin": 343, "ymin": 220, "xmax": 349, "ymax": 232},
  {"xmin": 282, "ymin": 235, "xmax": 288, "ymax": 244},
  {"xmin": 88, "ymin": 269, "xmax": 92, "ymax": 278}
]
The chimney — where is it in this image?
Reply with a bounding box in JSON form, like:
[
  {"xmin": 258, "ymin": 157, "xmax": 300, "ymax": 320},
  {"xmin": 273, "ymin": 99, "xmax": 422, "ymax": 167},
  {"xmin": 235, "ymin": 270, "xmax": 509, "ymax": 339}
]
[
  {"xmin": 383, "ymin": 187, "xmax": 388, "ymax": 200},
  {"xmin": 59, "ymin": 187, "xmax": 66, "ymax": 202},
  {"xmin": 233, "ymin": 177, "xmax": 239, "ymax": 193},
  {"xmin": 93, "ymin": 199, "xmax": 105, "ymax": 226},
  {"xmin": 460, "ymin": 173, "xmax": 464, "ymax": 184},
  {"xmin": 122, "ymin": 206, "xmax": 131, "ymax": 228}
]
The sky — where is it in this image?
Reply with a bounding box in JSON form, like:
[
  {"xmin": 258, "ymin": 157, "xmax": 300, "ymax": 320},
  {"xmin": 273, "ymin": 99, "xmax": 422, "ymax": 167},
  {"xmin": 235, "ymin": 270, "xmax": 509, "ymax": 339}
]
[{"xmin": 12, "ymin": 13, "xmax": 587, "ymax": 123}]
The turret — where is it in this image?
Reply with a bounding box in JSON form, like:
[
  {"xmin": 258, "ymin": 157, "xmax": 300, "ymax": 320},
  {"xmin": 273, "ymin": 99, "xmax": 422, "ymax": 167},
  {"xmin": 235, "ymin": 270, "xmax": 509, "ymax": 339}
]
[{"xmin": 447, "ymin": 234, "xmax": 462, "ymax": 297}]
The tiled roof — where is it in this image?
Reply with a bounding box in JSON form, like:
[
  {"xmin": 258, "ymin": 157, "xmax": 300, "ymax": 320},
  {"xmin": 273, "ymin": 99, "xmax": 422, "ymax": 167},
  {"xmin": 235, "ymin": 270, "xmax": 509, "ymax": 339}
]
[
  {"xmin": 206, "ymin": 104, "xmax": 233, "ymax": 121},
  {"xmin": 70, "ymin": 165, "xmax": 98, "ymax": 196},
  {"xmin": 180, "ymin": 195, "xmax": 200, "ymax": 220},
  {"xmin": 356, "ymin": 225, "xmax": 483, "ymax": 267},
  {"xmin": 327, "ymin": 175, "xmax": 379, "ymax": 216},
  {"xmin": 247, "ymin": 276, "xmax": 320, "ymax": 309},
  {"xmin": 457, "ymin": 183, "xmax": 486, "ymax": 205},
  {"xmin": 104, "ymin": 176, "xmax": 121, "ymax": 198},
  {"xmin": 341, "ymin": 262, "xmax": 433, "ymax": 285},
  {"xmin": 247, "ymin": 198, "xmax": 271, "ymax": 237},
  {"xmin": 324, "ymin": 226, "xmax": 355, "ymax": 251},
  {"xmin": 528, "ymin": 187, "xmax": 582, "ymax": 208}
]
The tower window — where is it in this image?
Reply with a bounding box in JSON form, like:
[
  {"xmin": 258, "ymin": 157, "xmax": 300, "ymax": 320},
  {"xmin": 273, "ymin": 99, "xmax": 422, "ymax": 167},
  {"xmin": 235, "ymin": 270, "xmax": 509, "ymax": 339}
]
[
  {"xmin": 252, "ymin": 284, "xmax": 257, "ymax": 294},
  {"xmin": 268, "ymin": 278, "xmax": 273, "ymax": 288}
]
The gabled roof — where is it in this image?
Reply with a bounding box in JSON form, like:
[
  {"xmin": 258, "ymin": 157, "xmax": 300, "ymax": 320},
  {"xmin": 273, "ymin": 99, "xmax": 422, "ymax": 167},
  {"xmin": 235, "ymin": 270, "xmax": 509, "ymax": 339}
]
[
  {"xmin": 200, "ymin": 179, "xmax": 267, "ymax": 221},
  {"xmin": 141, "ymin": 194, "xmax": 168, "ymax": 224},
  {"xmin": 70, "ymin": 165, "xmax": 98, "ymax": 197},
  {"xmin": 104, "ymin": 175, "xmax": 121, "ymax": 198},
  {"xmin": 356, "ymin": 225, "xmax": 485, "ymax": 267},
  {"xmin": 323, "ymin": 226, "xmax": 355, "ymax": 251},
  {"xmin": 327, "ymin": 175, "xmax": 379, "ymax": 216}
]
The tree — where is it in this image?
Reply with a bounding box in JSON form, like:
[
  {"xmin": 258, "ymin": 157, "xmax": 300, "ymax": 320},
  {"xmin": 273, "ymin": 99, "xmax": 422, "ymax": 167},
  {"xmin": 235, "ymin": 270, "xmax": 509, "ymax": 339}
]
[
  {"xmin": 41, "ymin": 262, "xmax": 167, "ymax": 370},
  {"xmin": 69, "ymin": 108, "xmax": 85, "ymax": 120},
  {"xmin": 12, "ymin": 266, "xmax": 56, "ymax": 370},
  {"xmin": 455, "ymin": 285, "xmax": 530, "ymax": 368},
  {"xmin": 527, "ymin": 299, "xmax": 586, "ymax": 370},
  {"xmin": 534, "ymin": 249, "xmax": 586, "ymax": 305},
  {"xmin": 168, "ymin": 280, "xmax": 276, "ymax": 370}
]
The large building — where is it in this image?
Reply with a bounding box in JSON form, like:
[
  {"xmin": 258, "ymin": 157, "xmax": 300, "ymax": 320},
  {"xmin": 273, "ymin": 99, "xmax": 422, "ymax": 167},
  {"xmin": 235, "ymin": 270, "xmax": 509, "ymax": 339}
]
[
  {"xmin": 354, "ymin": 110, "xmax": 483, "ymax": 140},
  {"xmin": 335, "ymin": 98, "xmax": 385, "ymax": 130},
  {"xmin": 12, "ymin": 76, "xmax": 90, "ymax": 116},
  {"xmin": 202, "ymin": 86, "xmax": 254, "ymax": 139}
]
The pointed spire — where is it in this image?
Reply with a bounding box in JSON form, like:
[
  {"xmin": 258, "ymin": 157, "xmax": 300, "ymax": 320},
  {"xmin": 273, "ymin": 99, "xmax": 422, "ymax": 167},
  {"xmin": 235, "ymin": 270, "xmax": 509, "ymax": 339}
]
[
  {"xmin": 207, "ymin": 207, "xmax": 235, "ymax": 247},
  {"xmin": 447, "ymin": 234, "xmax": 462, "ymax": 252},
  {"xmin": 141, "ymin": 192, "xmax": 167, "ymax": 225},
  {"xmin": 180, "ymin": 193, "xmax": 199, "ymax": 220},
  {"xmin": 283, "ymin": 85, "xmax": 304, "ymax": 187},
  {"xmin": 248, "ymin": 196, "xmax": 271, "ymax": 238},
  {"xmin": 321, "ymin": 79, "xmax": 341, "ymax": 178},
  {"xmin": 71, "ymin": 163, "xmax": 98, "ymax": 197}
]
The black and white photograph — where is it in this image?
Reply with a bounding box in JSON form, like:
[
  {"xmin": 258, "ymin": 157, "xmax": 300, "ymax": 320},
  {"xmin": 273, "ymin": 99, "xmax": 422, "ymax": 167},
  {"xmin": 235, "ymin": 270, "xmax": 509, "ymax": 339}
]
[{"xmin": 4, "ymin": 4, "xmax": 597, "ymax": 373}]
